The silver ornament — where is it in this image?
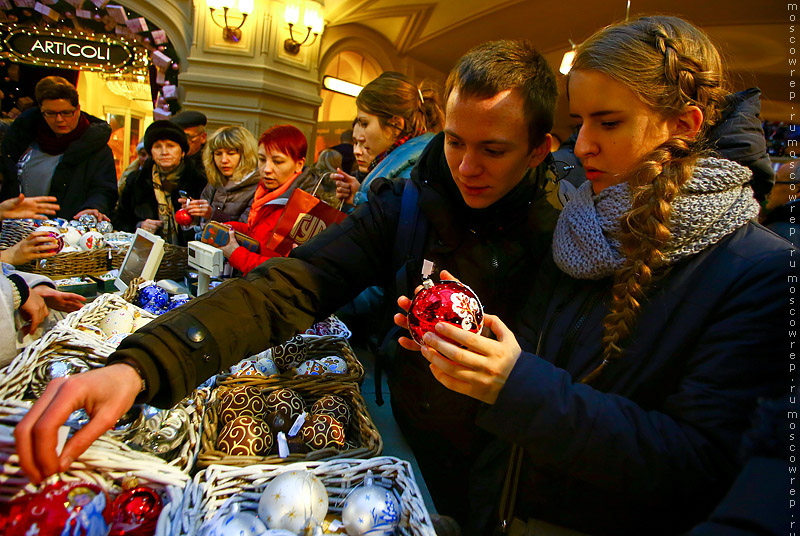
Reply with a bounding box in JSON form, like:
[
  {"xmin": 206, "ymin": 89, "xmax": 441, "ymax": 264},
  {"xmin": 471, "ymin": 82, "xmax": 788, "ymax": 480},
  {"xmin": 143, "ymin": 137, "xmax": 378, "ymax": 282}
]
[
  {"xmin": 78, "ymin": 213, "xmax": 99, "ymax": 228},
  {"xmin": 29, "ymin": 357, "xmax": 91, "ymax": 398},
  {"xmin": 258, "ymin": 469, "xmax": 328, "ymax": 532},
  {"xmin": 342, "ymin": 471, "xmax": 400, "ymax": 536},
  {"xmin": 200, "ymin": 511, "xmax": 267, "ymax": 536},
  {"xmin": 96, "ymin": 220, "xmax": 114, "ymax": 234}
]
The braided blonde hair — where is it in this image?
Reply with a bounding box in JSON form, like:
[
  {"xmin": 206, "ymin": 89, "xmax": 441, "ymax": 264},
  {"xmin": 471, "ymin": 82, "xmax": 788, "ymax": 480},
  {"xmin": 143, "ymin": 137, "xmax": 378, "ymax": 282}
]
[{"xmin": 570, "ymin": 16, "xmax": 729, "ymax": 384}]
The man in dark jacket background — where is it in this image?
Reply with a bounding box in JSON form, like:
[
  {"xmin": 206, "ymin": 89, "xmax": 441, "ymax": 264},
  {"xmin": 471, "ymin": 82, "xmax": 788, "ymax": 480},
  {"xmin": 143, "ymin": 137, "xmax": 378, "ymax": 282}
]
[
  {"xmin": 0, "ymin": 76, "xmax": 117, "ymax": 221},
  {"xmin": 170, "ymin": 110, "xmax": 207, "ymax": 183}
]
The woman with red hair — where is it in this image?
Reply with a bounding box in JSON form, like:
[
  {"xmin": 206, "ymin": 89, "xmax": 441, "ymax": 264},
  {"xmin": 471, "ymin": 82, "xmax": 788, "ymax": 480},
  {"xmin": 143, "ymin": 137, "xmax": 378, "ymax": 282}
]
[{"xmin": 215, "ymin": 124, "xmax": 308, "ymax": 274}]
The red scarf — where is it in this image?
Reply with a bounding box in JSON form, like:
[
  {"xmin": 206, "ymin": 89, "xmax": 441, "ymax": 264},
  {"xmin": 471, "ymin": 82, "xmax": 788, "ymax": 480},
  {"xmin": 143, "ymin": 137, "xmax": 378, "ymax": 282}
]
[
  {"xmin": 248, "ymin": 172, "xmax": 300, "ymax": 226},
  {"xmin": 367, "ymin": 134, "xmax": 412, "ymax": 173},
  {"xmin": 36, "ymin": 113, "xmax": 91, "ymax": 155}
]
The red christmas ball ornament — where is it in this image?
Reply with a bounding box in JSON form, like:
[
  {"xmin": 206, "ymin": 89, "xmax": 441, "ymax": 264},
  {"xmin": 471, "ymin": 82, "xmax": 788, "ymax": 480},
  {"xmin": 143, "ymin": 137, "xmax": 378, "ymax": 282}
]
[
  {"xmin": 407, "ymin": 279, "xmax": 484, "ymax": 345},
  {"xmin": 6, "ymin": 481, "xmax": 110, "ymax": 536},
  {"xmin": 174, "ymin": 209, "xmax": 192, "ymax": 226},
  {"xmin": 109, "ymin": 486, "xmax": 163, "ymax": 536}
]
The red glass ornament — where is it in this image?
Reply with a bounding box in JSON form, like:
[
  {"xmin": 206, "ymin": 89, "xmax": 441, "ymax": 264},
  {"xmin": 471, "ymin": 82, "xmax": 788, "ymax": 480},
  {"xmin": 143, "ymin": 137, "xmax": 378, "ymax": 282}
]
[
  {"xmin": 174, "ymin": 209, "xmax": 192, "ymax": 226},
  {"xmin": 6, "ymin": 481, "xmax": 109, "ymax": 536},
  {"xmin": 407, "ymin": 279, "xmax": 484, "ymax": 345},
  {"xmin": 109, "ymin": 486, "xmax": 163, "ymax": 536},
  {"xmin": 43, "ymin": 231, "xmax": 65, "ymax": 254}
]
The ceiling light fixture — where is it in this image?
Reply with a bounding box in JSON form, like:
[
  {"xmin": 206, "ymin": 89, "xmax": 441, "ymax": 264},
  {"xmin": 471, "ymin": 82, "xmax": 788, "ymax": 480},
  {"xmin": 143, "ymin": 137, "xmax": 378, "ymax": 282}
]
[{"xmin": 322, "ymin": 76, "xmax": 362, "ymax": 97}]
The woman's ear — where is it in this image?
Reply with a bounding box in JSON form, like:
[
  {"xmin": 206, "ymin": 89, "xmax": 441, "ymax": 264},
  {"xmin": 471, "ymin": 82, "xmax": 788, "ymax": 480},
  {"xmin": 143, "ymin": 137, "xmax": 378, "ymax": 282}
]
[
  {"xmin": 295, "ymin": 157, "xmax": 306, "ymax": 173},
  {"xmin": 389, "ymin": 116, "xmax": 405, "ymax": 133},
  {"xmin": 674, "ymin": 105, "xmax": 704, "ymax": 139}
]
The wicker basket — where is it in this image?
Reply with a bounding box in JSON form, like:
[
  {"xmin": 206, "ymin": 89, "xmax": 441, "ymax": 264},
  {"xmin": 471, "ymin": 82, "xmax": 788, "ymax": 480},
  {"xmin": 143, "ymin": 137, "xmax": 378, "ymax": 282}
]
[
  {"xmin": 62, "ymin": 291, "xmax": 157, "ymax": 333},
  {"xmin": 162, "ymin": 457, "xmax": 435, "ymax": 536},
  {"xmin": 0, "ymin": 399, "xmax": 190, "ymax": 536},
  {"xmin": 0, "ymin": 295, "xmax": 204, "ymax": 475},
  {"xmin": 219, "ymin": 334, "xmax": 365, "ymax": 388},
  {"xmin": 197, "ymin": 380, "xmax": 382, "ymax": 468},
  {"xmin": 0, "ymin": 219, "xmax": 38, "ymax": 248},
  {"xmin": 14, "ymin": 246, "xmax": 124, "ymax": 280},
  {"xmin": 0, "ymin": 325, "xmax": 117, "ymax": 402},
  {"xmin": 1, "ymin": 216, "xmax": 187, "ymax": 281}
]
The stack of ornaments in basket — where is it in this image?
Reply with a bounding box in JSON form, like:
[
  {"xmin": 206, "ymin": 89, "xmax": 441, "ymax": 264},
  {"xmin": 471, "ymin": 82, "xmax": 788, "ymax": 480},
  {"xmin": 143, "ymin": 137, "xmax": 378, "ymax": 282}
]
[
  {"xmin": 3, "ymin": 476, "xmax": 166, "ymax": 536},
  {"xmin": 229, "ymin": 334, "xmax": 349, "ymax": 381},
  {"xmin": 21, "ymin": 213, "xmax": 113, "ymax": 255},
  {"xmin": 215, "ymin": 386, "xmax": 353, "ymax": 457},
  {"xmin": 200, "ymin": 467, "xmax": 400, "ymax": 536}
]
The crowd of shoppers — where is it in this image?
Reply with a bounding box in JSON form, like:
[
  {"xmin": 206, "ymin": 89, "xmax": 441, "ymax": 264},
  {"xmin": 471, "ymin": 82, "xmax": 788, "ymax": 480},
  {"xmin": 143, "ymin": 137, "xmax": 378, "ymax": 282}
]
[{"xmin": 1, "ymin": 13, "xmax": 797, "ymax": 536}]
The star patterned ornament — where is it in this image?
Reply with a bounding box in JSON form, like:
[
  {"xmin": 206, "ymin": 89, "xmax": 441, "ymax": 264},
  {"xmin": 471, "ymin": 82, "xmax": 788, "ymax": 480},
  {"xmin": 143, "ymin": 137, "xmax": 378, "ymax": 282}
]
[{"xmin": 257, "ymin": 470, "xmax": 328, "ymax": 533}]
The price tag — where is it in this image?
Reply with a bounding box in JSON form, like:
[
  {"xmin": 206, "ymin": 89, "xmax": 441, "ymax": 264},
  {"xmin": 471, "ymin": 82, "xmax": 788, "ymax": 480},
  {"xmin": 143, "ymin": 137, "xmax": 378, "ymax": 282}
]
[{"xmin": 288, "ymin": 411, "xmax": 307, "ymax": 437}]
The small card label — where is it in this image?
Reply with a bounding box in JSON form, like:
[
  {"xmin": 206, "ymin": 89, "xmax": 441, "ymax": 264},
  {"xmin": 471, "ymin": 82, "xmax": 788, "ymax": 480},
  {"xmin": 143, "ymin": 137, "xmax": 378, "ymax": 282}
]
[
  {"xmin": 277, "ymin": 432, "xmax": 289, "ymax": 458},
  {"xmin": 288, "ymin": 411, "xmax": 306, "ymax": 437}
]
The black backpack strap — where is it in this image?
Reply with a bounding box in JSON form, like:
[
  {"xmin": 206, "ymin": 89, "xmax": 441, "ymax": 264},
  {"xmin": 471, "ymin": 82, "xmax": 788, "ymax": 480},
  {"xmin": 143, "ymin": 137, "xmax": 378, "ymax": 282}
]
[{"xmin": 372, "ymin": 178, "xmax": 428, "ymax": 405}]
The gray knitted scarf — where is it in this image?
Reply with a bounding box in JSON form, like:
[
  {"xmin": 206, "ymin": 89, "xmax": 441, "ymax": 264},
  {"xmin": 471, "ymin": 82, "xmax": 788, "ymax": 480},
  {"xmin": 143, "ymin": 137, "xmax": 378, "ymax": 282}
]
[{"xmin": 552, "ymin": 157, "xmax": 760, "ymax": 280}]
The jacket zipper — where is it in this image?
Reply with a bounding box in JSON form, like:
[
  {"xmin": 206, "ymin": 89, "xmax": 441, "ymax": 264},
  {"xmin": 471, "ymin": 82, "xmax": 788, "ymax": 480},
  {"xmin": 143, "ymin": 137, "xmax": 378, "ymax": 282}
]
[{"xmin": 553, "ymin": 286, "xmax": 605, "ymax": 370}]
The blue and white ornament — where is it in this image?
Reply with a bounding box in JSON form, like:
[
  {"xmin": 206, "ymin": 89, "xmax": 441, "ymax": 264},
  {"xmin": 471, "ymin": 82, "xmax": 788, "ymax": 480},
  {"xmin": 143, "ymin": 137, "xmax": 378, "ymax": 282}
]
[
  {"xmin": 318, "ymin": 355, "xmax": 348, "ymax": 374},
  {"xmin": 341, "ymin": 471, "xmax": 400, "ymax": 536},
  {"xmin": 201, "ymin": 511, "xmax": 267, "ymax": 536},
  {"xmin": 297, "ymin": 359, "xmax": 328, "ymax": 376},
  {"xmin": 256, "ymin": 357, "xmax": 280, "ymax": 376},
  {"xmin": 257, "ymin": 469, "xmax": 328, "ymax": 533},
  {"xmin": 137, "ymin": 284, "xmax": 170, "ymax": 309}
]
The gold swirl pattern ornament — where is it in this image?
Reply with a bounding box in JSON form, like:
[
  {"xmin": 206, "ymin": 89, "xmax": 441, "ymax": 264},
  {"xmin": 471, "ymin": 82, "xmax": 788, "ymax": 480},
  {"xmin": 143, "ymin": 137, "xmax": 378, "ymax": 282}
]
[
  {"xmin": 300, "ymin": 414, "xmax": 345, "ymax": 450},
  {"xmin": 266, "ymin": 388, "xmax": 306, "ymax": 422},
  {"xmin": 216, "ymin": 415, "xmax": 273, "ymax": 456},
  {"xmin": 270, "ymin": 335, "xmax": 308, "ymax": 370},
  {"xmin": 217, "ymin": 386, "xmax": 268, "ymax": 426},
  {"xmin": 310, "ymin": 395, "xmax": 351, "ymax": 427}
]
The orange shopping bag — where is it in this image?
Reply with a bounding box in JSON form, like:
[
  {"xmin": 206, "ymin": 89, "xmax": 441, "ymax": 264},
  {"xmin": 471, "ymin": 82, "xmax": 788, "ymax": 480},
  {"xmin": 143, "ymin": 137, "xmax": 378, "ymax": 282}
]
[{"xmin": 265, "ymin": 181, "xmax": 346, "ymax": 256}]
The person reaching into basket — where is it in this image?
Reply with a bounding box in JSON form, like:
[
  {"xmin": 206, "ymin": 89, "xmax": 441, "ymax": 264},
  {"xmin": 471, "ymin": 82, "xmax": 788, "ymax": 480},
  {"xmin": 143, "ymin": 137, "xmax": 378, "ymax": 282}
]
[{"xmin": 15, "ymin": 39, "xmax": 562, "ymax": 531}]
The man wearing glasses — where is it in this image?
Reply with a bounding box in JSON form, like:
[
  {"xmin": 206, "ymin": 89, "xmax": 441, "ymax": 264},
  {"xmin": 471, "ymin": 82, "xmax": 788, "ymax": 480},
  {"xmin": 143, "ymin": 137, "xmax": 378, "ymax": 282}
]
[
  {"xmin": 0, "ymin": 76, "xmax": 117, "ymax": 221},
  {"xmin": 170, "ymin": 110, "xmax": 208, "ymax": 182}
]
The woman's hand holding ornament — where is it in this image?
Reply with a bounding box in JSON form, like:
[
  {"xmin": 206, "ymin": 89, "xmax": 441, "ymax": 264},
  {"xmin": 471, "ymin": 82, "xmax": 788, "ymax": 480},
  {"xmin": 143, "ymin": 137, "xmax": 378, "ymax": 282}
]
[{"xmin": 418, "ymin": 314, "xmax": 521, "ymax": 405}]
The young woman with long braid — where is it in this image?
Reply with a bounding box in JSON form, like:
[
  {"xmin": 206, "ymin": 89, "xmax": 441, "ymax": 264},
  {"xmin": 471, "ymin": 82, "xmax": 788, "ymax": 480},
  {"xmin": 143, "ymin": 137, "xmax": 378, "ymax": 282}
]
[{"xmin": 396, "ymin": 16, "xmax": 793, "ymax": 535}]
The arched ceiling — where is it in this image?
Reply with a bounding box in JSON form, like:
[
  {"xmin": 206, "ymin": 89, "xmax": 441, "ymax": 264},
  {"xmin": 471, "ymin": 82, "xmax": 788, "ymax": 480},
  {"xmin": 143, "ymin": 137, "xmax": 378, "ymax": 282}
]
[{"xmin": 323, "ymin": 0, "xmax": 791, "ymax": 126}]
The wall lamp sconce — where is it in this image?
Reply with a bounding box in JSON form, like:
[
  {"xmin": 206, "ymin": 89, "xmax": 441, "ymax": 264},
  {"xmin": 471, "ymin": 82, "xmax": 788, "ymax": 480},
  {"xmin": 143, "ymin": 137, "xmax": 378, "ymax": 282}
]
[
  {"xmin": 208, "ymin": 0, "xmax": 254, "ymax": 43},
  {"xmin": 559, "ymin": 39, "xmax": 576, "ymax": 75},
  {"xmin": 284, "ymin": 4, "xmax": 324, "ymax": 55},
  {"xmin": 322, "ymin": 76, "xmax": 363, "ymax": 97}
]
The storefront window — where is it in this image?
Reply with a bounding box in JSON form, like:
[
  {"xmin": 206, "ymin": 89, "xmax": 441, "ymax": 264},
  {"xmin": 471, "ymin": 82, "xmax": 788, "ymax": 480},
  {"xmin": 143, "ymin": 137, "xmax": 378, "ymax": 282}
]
[{"xmin": 106, "ymin": 108, "xmax": 144, "ymax": 180}]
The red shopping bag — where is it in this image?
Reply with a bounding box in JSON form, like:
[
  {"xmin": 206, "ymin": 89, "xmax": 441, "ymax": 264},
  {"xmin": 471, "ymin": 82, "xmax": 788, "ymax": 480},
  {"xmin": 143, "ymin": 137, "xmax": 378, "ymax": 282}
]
[{"xmin": 265, "ymin": 185, "xmax": 346, "ymax": 256}]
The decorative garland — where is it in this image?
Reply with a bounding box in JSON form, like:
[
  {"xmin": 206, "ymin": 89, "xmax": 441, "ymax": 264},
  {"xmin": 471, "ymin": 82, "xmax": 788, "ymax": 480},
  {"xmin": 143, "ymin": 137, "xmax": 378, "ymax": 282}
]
[{"xmin": 0, "ymin": 0, "xmax": 182, "ymax": 116}]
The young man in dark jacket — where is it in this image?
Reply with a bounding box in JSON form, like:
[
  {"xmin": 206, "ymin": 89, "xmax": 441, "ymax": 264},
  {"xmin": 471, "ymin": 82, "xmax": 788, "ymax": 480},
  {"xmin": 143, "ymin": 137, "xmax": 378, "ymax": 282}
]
[
  {"xmin": 0, "ymin": 76, "xmax": 117, "ymax": 221},
  {"xmin": 16, "ymin": 40, "xmax": 560, "ymax": 532}
]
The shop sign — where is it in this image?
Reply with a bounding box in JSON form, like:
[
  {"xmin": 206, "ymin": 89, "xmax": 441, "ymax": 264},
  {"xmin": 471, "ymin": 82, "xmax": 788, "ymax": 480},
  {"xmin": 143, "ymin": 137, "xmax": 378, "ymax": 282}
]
[{"xmin": 0, "ymin": 26, "xmax": 147, "ymax": 73}]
